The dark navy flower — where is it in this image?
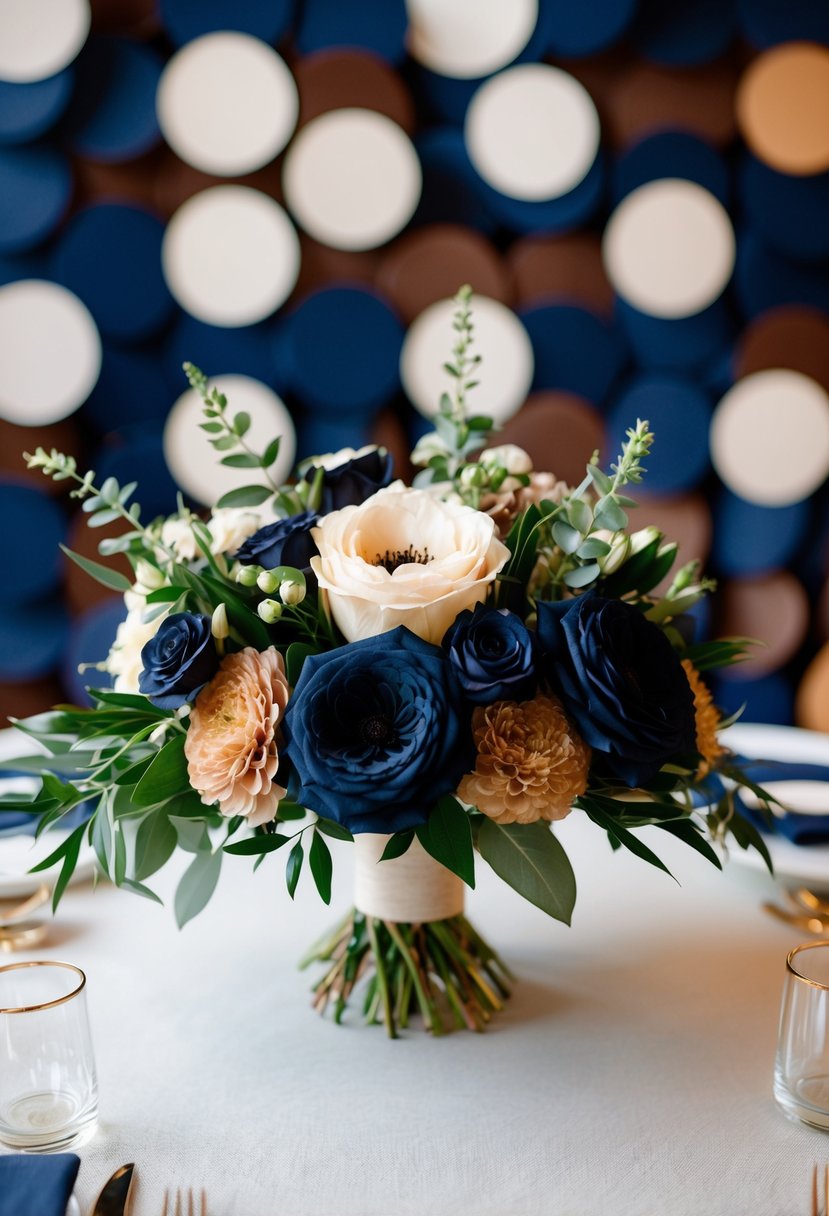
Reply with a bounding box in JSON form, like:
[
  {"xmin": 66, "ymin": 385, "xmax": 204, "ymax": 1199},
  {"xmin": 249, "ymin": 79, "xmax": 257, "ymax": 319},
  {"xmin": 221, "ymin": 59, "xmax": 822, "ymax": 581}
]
[
  {"xmin": 536, "ymin": 595, "xmax": 696, "ymax": 787},
  {"xmin": 138, "ymin": 613, "xmax": 219, "ymax": 710},
  {"xmin": 443, "ymin": 606, "xmax": 536, "ymax": 705},
  {"xmin": 283, "ymin": 626, "xmax": 472, "ymax": 834},
  {"xmin": 304, "ymin": 447, "xmax": 393, "ymax": 513},
  {"xmin": 234, "ymin": 511, "xmax": 318, "ymax": 573}
]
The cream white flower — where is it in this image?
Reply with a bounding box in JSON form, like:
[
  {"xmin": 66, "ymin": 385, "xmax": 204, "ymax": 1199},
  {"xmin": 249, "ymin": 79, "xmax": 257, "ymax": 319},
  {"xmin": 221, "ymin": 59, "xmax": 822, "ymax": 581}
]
[
  {"xmin": 480, "ymin": 444, "xmax": 534, "ymax": 475},
  {"xmin": 411, "ymin": 432, "xmax": 450, "ymax": 467},
  {"xmin": 160, "ymin": 516, "xmax": 200, "ymax": 562},
  {"xmin": 206, "ymin": 506, "xmax": 266, "ymax": 556},
  {"xmin": 311, "ymin": 482, "xmax": 510, "ymax": 645},
  {"xmin": 303, "ymin": 444, "xmax": 379, "ymax": 472},
  {"xmin": 106, "ymin": 603, "xmax": 165, "ymax": 693}
]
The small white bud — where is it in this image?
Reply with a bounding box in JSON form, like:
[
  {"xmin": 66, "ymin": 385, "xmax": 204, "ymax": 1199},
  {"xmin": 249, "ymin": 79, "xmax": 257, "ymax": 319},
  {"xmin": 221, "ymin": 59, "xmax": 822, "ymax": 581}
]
[
  {"xmin": 134, "ymin": 558, "xmax": 165, "ymax": 591},
  {"xmin": 598, "ymin": 533, "xmax": 631, "ymax": 575},
  {"xmin": 257, "ymin": 599, "xmax": 283, "ymax": 624},
  {"xmin": 211, "ymin": 602, "xmax": 229, "ymax": 640},
  {"xmin": 236, "ymin": 564, "xmax": 262, "ymax": 587},
  {"xmin": 460, "ymin": 464, "xmax": 486, "ymax": 489},
  {"xmin": 279, "ymin": 581, "xmax": 306, "ymax": 606},
  {"xmin": 480, "ymin": 444, "xmax": 533, "ymax": 475},
  {"xmin": 257, "ymin": 570, "xmax": 280, "ymax": 594}
]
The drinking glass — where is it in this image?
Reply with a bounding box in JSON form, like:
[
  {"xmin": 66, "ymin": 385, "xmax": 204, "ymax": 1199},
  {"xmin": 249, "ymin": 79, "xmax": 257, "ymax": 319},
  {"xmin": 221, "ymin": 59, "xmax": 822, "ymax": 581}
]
[
  {"xmin": 0, "ymin": 960, "xmax": 98, "ymax": 1151},
  {"xmin": 775, "ymin": 940, "xmax": 829, "ymax": 1129}
]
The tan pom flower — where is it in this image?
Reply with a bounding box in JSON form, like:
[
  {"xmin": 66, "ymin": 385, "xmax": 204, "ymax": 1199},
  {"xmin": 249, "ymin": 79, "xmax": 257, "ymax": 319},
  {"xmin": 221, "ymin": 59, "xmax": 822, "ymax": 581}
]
[
  {"xmin": 458, "ymin": 694, "xmax": 591, "ymax": 825},
  {"xmin": 681, "ymin": 659, "xmax": 725, "ymax": 778},
  {"xmin": 185, "ymin": 647, "xmax": 290, "ymax": 826}
]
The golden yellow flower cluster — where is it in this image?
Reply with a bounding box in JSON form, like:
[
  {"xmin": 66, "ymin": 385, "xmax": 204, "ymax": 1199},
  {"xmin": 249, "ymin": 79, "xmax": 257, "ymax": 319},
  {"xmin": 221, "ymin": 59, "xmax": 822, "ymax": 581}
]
[
  {"xmin": 681, "ymin": 659, "xmax": 725, "ymax": 778},
  {"xmin": 459, "ymin": 693, "xmax": 591, "ymax": 825}
]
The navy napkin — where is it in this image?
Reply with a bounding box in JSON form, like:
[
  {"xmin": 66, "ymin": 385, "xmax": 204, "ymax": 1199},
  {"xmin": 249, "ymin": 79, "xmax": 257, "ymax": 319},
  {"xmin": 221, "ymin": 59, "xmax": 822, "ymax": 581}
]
[
  {"xmin": 0, "ymin": 802, "xmax": 92, "ymax": 839},
  {"xmin": 0, "ymin": 1152, "xmax": 80, "ymax": 1216},
  {"xmin": 734, "ymin": 760, "xmax": 829, "ymax": 846}
]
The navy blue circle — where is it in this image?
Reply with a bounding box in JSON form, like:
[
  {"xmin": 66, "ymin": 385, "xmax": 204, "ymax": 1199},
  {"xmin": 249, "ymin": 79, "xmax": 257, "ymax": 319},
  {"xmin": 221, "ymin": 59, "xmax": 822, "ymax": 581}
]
[
  {"xmin": 613, "ymin": 133, "xmax": 729, "ymax": 206},
  {"xmin": 545, "ymin": 0, "xmax": 636, "ymax": 55},
  {"xmin": 62, "ymin": 596, "xmax": 125, "ymax": 705},
  {"xmin": 0, "ymin": 601, "xmax": 69, "ymax": 681},
  {"xmin": 64, "ymin": 37, "xmax": 162, "ymax": 162},
  {"xmin": 710, "ymin": 670, "xmax": 793, "ymax": 726},
  {"xmin": 297, "ymin": 414, "xmax": 371, "ymax": 460},
  {"xmin": 159, "ymin": 0, "xmax": 294, "ymax": 46},
  {"xmin": 739, "ymin": 156, "xmax": 829, "ymax": 263},
  {"xmin": 96, "ymin": 427, "xmax": 181, "ymax": 518},
  {"xmin": 82, "ymin": 344, "xmax": 174, "ymax": 434},
  {"xmin": 0, "ymin": 482, "xmax": 65, "ymax": 606},
  {"xmin": 0, "ymin": 70, "xmax": 74, "ymax": 146},
  {"xmin": 163, "ymin": 314, "xmax": 276, "ymax": 390},
  {"xmin": 0, "ymin": 251, "xmax": 47, "ymax": 285},
  {"xmin": 734, "ymin": 234, "xmax": 829, "ymax": 321},
  {"xmin": 0, "ymin": 147, "xmax": 72, "ymax": 253},
  {"xmin": 51, "ymin": 204, "xmax": 174, "ymax": 342},
  {"xmin": 471, "ymin": 152, "xmax": 605, "ymax": 234},
  {"xmin": 632, "ymin": 0, "xmax": 736, "ymax": 66},
  {"xmin": 617, "ymin": 297, "xmax": 732, "ymax": 372},
  {"xmin": 413, "ymin": 127, "xmax": 497, "ymax": 234},
  {"xmin": 280, "ymin": 287, "xmax": 403, "ymax": 415},
  {"xmin": 519, "ymin": 303, "xmax": 627, "ymax": 407},
  {"xmin": 607, "ymin": 375, "xmax": 712, "ymax": 493},
  {"xmin": 297, "ymin": 0, "xmax": 407, "ymax": 63},
  {"xmin": 712, "ymin": 489, "xmax": 810, "ymax": 576},
  {"xmin": 738, "ymin": 0, "xmax": 829, "ymax": 47}
]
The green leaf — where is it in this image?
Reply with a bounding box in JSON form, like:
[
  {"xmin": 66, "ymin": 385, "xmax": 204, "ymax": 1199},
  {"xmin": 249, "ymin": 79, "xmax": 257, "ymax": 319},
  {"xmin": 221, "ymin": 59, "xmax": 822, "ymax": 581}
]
[
  {"xmin": 563, "ymin": 562, "xmax": 601, "ymax": 589},
  {"xmin": 170, "ymin": 817, "xmax": 211, "ymax": 853},
  {"xmin": 59, "ymin": 544, "xmax": 132, "ymax": 592},
  {"xmin": 416, "ymin": 796, "xmax": 475, "ymax": 888},
  {"xmin": 212, "ymin": 434, "xmax": 238, "ymax": 451},
  {"xmin": 379, "ymin": 830, "xmax": 414, "ymax": 861},
  {"xmin": 220, "ymin": 453, "xmax": 261, "ymax": 469},
  {"xmin": 587, "ymin": 464, "xmax": 613, "ymax": 494},
  {"xmin": 91, "ymin": 797, "xmax": 112, "ymax": 876},
  {"xmin": 593, "ymin": 499, "xmax": 628, "ymax": 532},
  {"xmin": 215, "ymin": 485, "xmax": 272, "ymax": 509},
  {"xmin": 579, "ymin": 797, "xmax": 675, "ymax": 880},
  {"xmin": 477, "ymin": 819, "xmax": 576, "ymax": 925},
  {"xmin": 576, "ymin": 537, "xmax": 611, "ymax": 559},
  {"xmin": 134, "ymin": 812, "xmax": 177, "ymax": 880},
  {"xmin": 656, "ymin": 817, "xmax": 722, "ymax": 869},
  {"xmin": 309, "ymin": 829, "xmax": 333, "ymax": 904},
  {"xmin": 51, "ymin": 823, "xmax": 88, "ymax": 912},
  {"xmin": 568, "ymin": 499, "xmax": 593, "ymax": 534},
  {"xmin": 120, "ymin": 878, "xmax": 163, "ymax": 904},
  {"xmin": 262, "ymin": 437, "xmax": 281, "ymax": 468},
  {"xmin": 315, "ymin": 817, "xmax": 353, "ymax": 842},
  {"xmin": 132, "ymin": 735, "xmax": 188, "ymax": 808},
  {"xmin": 174, "ymin": 849, "xmax": 222, "ymax": 928},
  {"xmin": 285, "ymin": 642, "xmax": 318, "ymax": 687},
  {"xmin": 552, "ymin": 521, "xmax": 581, "ymax": 555},
  {"xmin": 224, "ymin": 833, "xmax": 291, "ymax": 856},
  {"xmin": 232, "ymin": 411, "xmax": 251, "ymax": 437},
  {"xmin": 113, "ymin": 824, "xmax": 127, "ymax": 885},
  {"xmin": 286, "ymin": 840, "xmax": 303, "ymax": 899}
]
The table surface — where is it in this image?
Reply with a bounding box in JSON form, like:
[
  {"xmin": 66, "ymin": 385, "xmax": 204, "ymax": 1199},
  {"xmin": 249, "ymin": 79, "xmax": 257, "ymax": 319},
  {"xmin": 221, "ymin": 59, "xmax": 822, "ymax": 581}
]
[{"xmin": 5, "ymin": 723, "xmax": 829, "ymax": 1216}]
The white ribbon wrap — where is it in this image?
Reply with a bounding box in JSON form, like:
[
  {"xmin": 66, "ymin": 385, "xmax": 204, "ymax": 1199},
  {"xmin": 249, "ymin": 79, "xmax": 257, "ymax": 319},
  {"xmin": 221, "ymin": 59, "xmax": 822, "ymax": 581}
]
[{"xmin": 353, "ymin": 833, "xmax": 465, "ymax": 923}]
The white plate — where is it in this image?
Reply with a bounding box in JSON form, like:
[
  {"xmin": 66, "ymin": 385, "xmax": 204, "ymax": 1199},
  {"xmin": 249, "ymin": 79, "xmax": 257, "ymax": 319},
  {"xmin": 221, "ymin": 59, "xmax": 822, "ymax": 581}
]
[
  {"xmin": 0, "ymin": 829, "xmax": 97, "ymax": 898},
  {"xmin": 721, "ymin": 722, "xmax": 829, "ymax": 891},
  {"xmin": 68, "ymin": 1194, "xmax": 80, "ymax": 1216}
]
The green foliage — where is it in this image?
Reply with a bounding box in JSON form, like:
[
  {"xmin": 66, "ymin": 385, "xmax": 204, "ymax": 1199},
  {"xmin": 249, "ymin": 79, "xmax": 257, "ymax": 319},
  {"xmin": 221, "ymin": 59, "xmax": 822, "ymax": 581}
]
[
  {"xmin": 477, "ymin": 819, "xmax": 576, "ymax": 925},
  {"xmin": 415, "ymin": 797, "xmax": 476, "ymax": 887}
]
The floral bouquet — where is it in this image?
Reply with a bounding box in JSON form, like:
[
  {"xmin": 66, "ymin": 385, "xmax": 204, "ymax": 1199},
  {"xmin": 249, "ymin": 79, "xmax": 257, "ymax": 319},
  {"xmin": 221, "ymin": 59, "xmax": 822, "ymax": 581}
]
[{"xmin": 3, "ymin": 286, "xmax": 771, "ymax": 1037}]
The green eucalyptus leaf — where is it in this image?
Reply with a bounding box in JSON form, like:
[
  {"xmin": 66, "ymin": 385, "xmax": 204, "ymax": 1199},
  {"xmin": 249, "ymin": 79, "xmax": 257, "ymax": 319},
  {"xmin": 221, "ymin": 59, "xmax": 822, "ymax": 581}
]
[
  {"xmin": 576, "ymin": 538, "xmax": 611, "ymax": 559},
  {"xmin": 134, "ymin": 812, "xmax": 178, "ymax": 880},
  {"xmin": 59, "ymin": 545, "xmax": 132, "ymax": 592},
  {"xmin": 262, "ymin": 438, "xmax": 281, "ymax": 468},
  {"xmin": 220, "ymin": 453, "xmax": 261, "ymax": 469},
  {"xmin": 215, "ymin": 485, "xmax": 272, "ymax": 509},
  {"xmin": 594, "ymin": 499, "xmax": 628, "ymax": 532},
  {"xmin": 568, "ymin": 499, "xmax": 593, "ymax": 534},
  {"xmin": 552, "ymin": 521, "xmax": 581, "ymax": 555},
  {"xmin": 174, "ymin": 849, "xmax": 222, "ymax": 928},
  {"xmin": 133, "ymin": 735, "xmax": 188, "ymax": 808},
  {"xmin": 233, "ymin": 411, "xmax": 251, "ymax": 437},
  {"xmin": 477, "ymin": 819, "xmax": 576, "ymax": 924},
  {"xmin": 563, "ymin": 563, "xmax": 601, "ymax": 589}
]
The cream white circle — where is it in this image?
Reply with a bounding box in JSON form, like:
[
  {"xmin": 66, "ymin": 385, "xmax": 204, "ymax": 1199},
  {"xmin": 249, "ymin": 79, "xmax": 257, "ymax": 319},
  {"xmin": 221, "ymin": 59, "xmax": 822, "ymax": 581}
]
[
  {"xmin": 0, "ymin": 280, "xmax": 101, "ymax": 424},
  {"xmin": 164, "ymin": 374, "xmax": 296, "ymax": 506},
  {"xmin": 711, "ymin": 370, "xmax": 829, "ymax": 506},
  {"xmin": 465, "ymin": 65, "xmax": 600, "ymax": 201},
  {"xmin": 603, "ymin": 178, "xmax": 736, "ymax": 319},
  {"xmin": 156, "ymin": 33, "xmax": 298, "ymax": 177},
  {"xmin": 0, "ymin": 0, "xmax": 90, "ymax": 83},
  {"xmin": 406, "ymin": 0, "xmax": 538, "ymax": 79},
  {"xmin": 162, "ymin": 186, "xmax": 300, "ymax": 327},
  {"xmin": 282, "ymin": 108, "xmax": 421, "ymax": 252},
  {"xmin": 401, "ymin": 296, "xmax": 533, "ymax": 425}
]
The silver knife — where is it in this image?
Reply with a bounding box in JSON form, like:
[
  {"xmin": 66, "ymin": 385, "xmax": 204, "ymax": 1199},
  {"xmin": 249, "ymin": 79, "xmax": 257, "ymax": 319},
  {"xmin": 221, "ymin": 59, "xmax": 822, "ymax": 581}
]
[{"xmin": 91, "ymin": 1163, "xmax": 136, "ymax": 1216}]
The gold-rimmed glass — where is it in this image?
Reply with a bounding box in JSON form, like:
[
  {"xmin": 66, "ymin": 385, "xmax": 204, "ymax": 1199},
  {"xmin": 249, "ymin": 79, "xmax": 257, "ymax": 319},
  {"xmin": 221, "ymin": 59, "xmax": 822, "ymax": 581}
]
[{"xmin": 0, "ymin": 960, "xmax": 98, "ymax": 1151}]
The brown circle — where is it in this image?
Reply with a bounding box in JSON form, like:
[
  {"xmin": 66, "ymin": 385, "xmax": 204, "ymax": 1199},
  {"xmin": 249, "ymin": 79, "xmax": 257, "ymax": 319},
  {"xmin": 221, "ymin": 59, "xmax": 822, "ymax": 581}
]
[
  {"xmin": 0, "ymin": 417, "xmax": 83, "ymax": 497},
  {"xmin": 370, "ymin": 408, "xmax": 413, "ymax": 485},
  {"xmin": 627, "ymin": 492, "xmax": 713, "ymax": 594},
  {"xmin": 734, "ymin": 306, "xmax": 829, "ymax": 394},
  {"xmin": 153, "ymin": 151, "xmax": 286, "ymax": 220},
  {"xmin": 494, "ymin": 392, "xmax": 606, "ymax": 487},
  {"xmin": 611, "ymin": 59, "xmax": 738, "ymax": 150},
  {"xmin": 796, "ymin": 642, "xmax": 829, "ymax": 733},
  {"xmin": 64, "ymin": 511, "xmax": 133, "ymax": 615},
  {"xmin": 291, "ymin": 234, "xmax": 381, "ymax": 303},
  {"xmin": 718, "ymin": 571, "xmax": 809, "ymax": 677},
  {"xmin": 376, "ymin": 225, "xmax": 510, "ymax": 325},
  {"xmin": 73, "ymin": 149, "xmax": 163, "ymax": 212},
  {"xmin": 0, "ymin": 676, "xmax": 65, "ymax": 727},
  {"xmin": 506, "ymin": 233, "xmax": 614, "ymax": 318},
  {"xmin": 293, "ymin": 50, "xmax": 416, "ymax": 134},
  {"xmin": 737, "ymin": 43, "xmax": 829, "ymax": 177},
  {"xmin": 90, "ymin": 0, "xmax": 160, "ymax": 37}
]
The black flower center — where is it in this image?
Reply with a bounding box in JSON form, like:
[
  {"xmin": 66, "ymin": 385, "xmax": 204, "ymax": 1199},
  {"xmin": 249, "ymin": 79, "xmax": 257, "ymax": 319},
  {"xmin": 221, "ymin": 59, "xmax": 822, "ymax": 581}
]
[
  {"xmin": 373, "ymin": 544, "xmax": 431, "ymax": 574},
  {"xmin": 359, "ymin": 713, "xmax": 394, "ymax": 745}
]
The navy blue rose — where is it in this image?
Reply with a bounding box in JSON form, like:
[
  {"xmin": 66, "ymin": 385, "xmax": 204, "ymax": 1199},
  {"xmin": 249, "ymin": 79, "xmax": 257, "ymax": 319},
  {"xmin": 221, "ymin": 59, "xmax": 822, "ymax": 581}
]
[
  {"xmin": 305, "ymin": 447, "xmax": 393, "ymax": 513},
  {"xmin": 234, "ymin": 511, "xmax": 318, "ymax": 573},
  {"xmin": 138, "ymin": 612, "xmax": 219, "ymax": 710},
  {"xmin": 283, "ymin": 626, "xmax": 472, "ymax": 834},
  {"xmin": 536, "ymin": 595, "xmax": 696, "ymax": 787},
  {"xmin": 443, "ymin": 606, "xmax": 536, "ymax": 705}
]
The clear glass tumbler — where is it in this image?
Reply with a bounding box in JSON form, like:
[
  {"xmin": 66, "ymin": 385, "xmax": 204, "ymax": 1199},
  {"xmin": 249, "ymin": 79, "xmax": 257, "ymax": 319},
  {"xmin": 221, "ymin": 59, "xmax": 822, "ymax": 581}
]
[{"xmin": 0, "ymin": 960, "xmax": 98, "ymax": 1151}]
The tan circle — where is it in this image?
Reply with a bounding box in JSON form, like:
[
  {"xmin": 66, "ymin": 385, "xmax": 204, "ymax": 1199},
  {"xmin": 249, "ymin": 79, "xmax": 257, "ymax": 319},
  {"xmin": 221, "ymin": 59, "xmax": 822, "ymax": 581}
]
[
  {"xmin": 796, "ymin": 642, "xmax": 829, "ymax": 733},
  {"xmin": 720, "ymin": 572, "xmax": 809, "ymax": 678},
  {"xmin": 494, "ymin": 392, "xmax": 605, "ymax": 487},
  {"xmin": 626, "ymin": 492, "xmax": 712, "ymax": 595},
  {"xmin": 377, "ymin": 225, "xmax": 510, "ymax": 324},
  {"xmin": 507, "ymin": 233, "xmax": 614, "ymax": 317},
  {"xmin": 734, "ymin": 306, "xmax": 829, "ymax": 394},
  {"xmin": 737, "ymin": 42, "xmax": 829, "ymax": 177}
]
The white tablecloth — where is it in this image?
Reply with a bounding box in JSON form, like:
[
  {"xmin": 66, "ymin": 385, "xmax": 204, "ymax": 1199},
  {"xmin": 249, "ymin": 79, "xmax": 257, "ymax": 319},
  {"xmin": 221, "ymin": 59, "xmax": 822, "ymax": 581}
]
[{"xmin": 6, "ymin": 726, "xmax": 829, "ymax": 1215}]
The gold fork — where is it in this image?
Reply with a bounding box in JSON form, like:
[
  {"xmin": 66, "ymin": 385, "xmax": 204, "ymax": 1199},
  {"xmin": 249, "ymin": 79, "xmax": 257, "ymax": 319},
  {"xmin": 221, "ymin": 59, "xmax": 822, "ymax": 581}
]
[
  {"xmin": 160, "ymin": 1188, "xmax": 207, "ymax": 1216},
  {"xmin": 811, "ymin": 1164, "xmax": 829, "ymax": 1216}
]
